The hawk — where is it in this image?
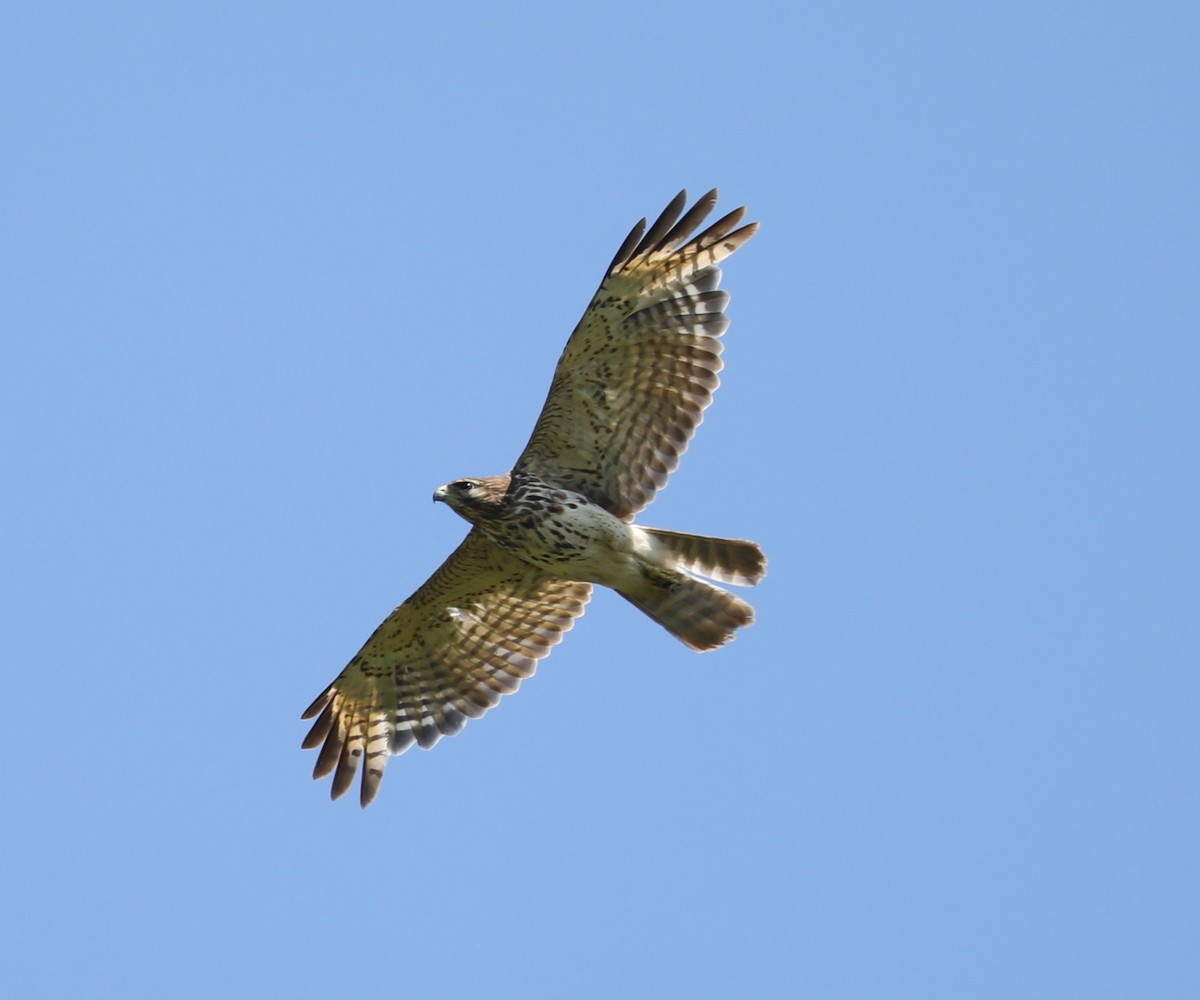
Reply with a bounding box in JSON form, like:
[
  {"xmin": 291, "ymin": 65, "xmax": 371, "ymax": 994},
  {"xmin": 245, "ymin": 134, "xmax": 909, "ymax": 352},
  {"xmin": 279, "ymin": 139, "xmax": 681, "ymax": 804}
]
[{"xmin": 302, "ymin": 190, "xmax": 766, "ymax": 805}]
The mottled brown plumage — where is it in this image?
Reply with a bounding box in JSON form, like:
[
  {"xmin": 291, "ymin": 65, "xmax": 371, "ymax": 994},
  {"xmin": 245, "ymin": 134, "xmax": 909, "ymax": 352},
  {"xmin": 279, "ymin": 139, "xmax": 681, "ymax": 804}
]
[
  {"xmin": 516, "ymin": 188, "xmax": 756, "ymax": 519},
  {"xmin": 303, "ymin": 190, "xmax": 765, "ymax": 806}
]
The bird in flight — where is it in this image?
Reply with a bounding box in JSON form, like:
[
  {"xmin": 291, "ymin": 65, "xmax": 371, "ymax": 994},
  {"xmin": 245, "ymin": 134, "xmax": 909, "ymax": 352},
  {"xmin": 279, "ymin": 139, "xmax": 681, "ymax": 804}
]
[{"xmin": 302, "ymin": 190, "xmax": 766, "ymax": 805}]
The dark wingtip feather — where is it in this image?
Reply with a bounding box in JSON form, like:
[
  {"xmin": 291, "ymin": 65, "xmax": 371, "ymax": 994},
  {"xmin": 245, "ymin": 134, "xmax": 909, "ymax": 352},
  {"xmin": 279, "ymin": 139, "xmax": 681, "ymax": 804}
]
[
  {"xmin": 609, "ymin": 218, "xmax": 647, "ymax": 272},
  {"xmin": 300, "ymin": 701, "xmax": 336, "ymax": 750},
  {"xmin": 360, "ymin": 767, "xmax": 382, "ymax": 808},
  {"xmin": 630, "ymin": 189, "xmax": 688, "ymax": 260},
  {"xmin": 721, "ymin": 221, "xmax": 760, "ymax": 255},
  {"xmin": 608, "ymin": 190, "xmax": 755, "ymax": 273},
  {"xmin": 331, "ymin": 740, "xmax": 360, "ymax": 800},
  {"xmin": 733, "ymin": 220, "xmax": 760, "ymax": 240},
  {"xmin": 692, "ymin": 206, "xmax": 749, "ymax": 249},
  {"xmin": 301, "ymin": 685, "xmax": 333, "ymax": 720},
  {"xmin": 656, "ymin": 189, "xmax": 718, "ymax": 252},
  {"xmin": 312, "ymin": 727, "xmax": 343, "ymax": 780}
]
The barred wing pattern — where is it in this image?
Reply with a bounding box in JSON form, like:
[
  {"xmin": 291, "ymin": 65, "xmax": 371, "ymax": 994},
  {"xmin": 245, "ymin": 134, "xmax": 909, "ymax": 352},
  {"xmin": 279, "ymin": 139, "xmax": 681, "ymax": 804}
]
[
  {"xmin": 302, "ymin": 530, "xmax": 591, "ymax": 806},
  {"xmin": 515, "ymin": 189, "xmax": 758, "ymax": 520}
]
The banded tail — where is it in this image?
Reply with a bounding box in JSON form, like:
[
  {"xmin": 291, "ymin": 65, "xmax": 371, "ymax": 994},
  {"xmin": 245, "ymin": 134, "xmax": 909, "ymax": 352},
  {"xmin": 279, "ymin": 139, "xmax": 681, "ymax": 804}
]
[{"xmin": 621, "ymin": 528, "xmax": 766, "ymax": 651}]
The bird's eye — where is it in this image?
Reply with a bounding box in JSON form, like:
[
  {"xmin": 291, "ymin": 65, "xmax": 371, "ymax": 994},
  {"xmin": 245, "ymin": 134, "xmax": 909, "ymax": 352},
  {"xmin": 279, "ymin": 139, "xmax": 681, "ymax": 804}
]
[{"xmin": 455, "ymin": 480, "xmax": 473, "ymax": 492}]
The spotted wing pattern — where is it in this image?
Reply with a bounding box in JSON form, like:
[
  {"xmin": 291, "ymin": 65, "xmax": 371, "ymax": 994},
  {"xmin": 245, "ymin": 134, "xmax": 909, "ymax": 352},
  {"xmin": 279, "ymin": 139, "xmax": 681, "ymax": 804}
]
[
  {"xmin": 514, "ymin": 189, "xmax": 758, "ymax": 520},
  {"xmin": 302, "ymin": 530, "xmax": 591, "ymax": 806}
]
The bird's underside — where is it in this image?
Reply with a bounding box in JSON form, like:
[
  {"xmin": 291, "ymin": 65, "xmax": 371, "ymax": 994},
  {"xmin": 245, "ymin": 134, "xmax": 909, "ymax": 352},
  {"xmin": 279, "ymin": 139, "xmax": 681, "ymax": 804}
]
[{"xmin": 302, "ymin": 189, "xmax": 765, "ymax": 806}]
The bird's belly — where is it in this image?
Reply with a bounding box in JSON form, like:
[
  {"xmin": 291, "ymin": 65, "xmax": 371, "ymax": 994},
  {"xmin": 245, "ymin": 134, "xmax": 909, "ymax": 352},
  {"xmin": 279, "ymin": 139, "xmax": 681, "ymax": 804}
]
[{"xmin": 488, "ymin": 500, "xmax": 639, "ymax": 586}]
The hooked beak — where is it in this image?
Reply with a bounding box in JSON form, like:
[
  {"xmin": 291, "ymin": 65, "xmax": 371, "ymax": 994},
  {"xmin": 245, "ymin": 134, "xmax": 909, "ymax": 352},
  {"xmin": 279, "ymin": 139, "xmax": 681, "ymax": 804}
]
[{"xmin": 432, "ymin": 484, "xmax": 448, "ymax": 504}]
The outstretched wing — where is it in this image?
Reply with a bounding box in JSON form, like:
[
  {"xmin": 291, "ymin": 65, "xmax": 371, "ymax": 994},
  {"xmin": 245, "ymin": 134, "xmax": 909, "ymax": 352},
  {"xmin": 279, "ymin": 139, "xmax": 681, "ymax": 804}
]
[
  {"xmin": 301, "ymin": 530, "xmax": 591, "ymax": 807},
  {"xmin": 513, "ymin": 189, "xmax": 758, "ymax": 520}
]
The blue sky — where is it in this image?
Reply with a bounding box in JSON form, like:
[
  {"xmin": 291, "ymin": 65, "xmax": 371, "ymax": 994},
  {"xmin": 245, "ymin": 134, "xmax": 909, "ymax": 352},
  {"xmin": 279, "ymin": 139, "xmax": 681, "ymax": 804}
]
[{"xmin": 3, "ymin": 3, "xmax": 1197, "ymax": 997}]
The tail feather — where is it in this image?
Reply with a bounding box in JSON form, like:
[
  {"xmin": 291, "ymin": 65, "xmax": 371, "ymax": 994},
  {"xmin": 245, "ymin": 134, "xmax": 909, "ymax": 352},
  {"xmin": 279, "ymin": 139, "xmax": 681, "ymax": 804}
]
[
  {"xmin": 641, "ymin": 527, "xmax": 766, "ymax": 586},
  {"xmin": 619, "ymin": 571, "xmax": 755, "ymax": 651}
]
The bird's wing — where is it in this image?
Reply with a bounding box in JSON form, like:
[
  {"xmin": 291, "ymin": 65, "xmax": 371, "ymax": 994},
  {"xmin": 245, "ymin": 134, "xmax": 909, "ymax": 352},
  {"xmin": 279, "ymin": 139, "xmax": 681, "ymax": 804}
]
[
  {"xmin": 301, "ymin": 530, "xmax": 591, "ymax": 806},
  {"xmin": 513, "ymin": 189, "xmax": 758, "ymax": 520}
]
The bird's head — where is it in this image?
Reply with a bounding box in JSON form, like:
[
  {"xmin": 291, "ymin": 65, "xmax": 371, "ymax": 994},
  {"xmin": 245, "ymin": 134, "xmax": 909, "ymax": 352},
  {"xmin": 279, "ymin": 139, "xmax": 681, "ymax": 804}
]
[{"xmin": 433, "ymin": 474, "xmax": 511, "ymax": 523}]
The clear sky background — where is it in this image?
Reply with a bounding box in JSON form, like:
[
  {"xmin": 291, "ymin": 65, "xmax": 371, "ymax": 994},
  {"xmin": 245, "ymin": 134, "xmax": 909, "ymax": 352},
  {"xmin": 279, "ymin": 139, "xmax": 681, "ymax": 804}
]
[{"xmin": 3, "ymin": 3, "xmax": 1197, "ymax": 997}]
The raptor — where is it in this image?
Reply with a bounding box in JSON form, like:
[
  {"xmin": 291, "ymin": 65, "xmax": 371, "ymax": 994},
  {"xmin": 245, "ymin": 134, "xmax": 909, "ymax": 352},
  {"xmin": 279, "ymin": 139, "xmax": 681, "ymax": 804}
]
[{"xmin": 302, "ymin": 190, "xmax": 766, "ymax": 805}]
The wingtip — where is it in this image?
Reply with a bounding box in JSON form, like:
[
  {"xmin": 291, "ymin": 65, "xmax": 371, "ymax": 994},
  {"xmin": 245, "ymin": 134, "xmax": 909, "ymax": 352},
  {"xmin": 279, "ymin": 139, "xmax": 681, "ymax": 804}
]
[
  {"xmin": 359, "ymin": 773, "xmax": 381, "ymax": 808},
  {"xmin": 630, "ymin": 190, "xmax": 691, "ymax": 260},
  {"xmin": 300, "ymin": 685, "xmax": 333, "ymax": 720},
  {"xmin": 608, "ymin": 217, "xmax": 648, "ymax": 272}
]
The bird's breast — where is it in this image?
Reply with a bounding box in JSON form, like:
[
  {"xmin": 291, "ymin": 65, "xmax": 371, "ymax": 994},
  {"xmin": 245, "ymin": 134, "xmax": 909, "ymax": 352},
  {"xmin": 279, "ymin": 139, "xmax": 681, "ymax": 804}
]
[{"xmin": 480, "ymin": 487, "xmax": 637, "ymax": 585}]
